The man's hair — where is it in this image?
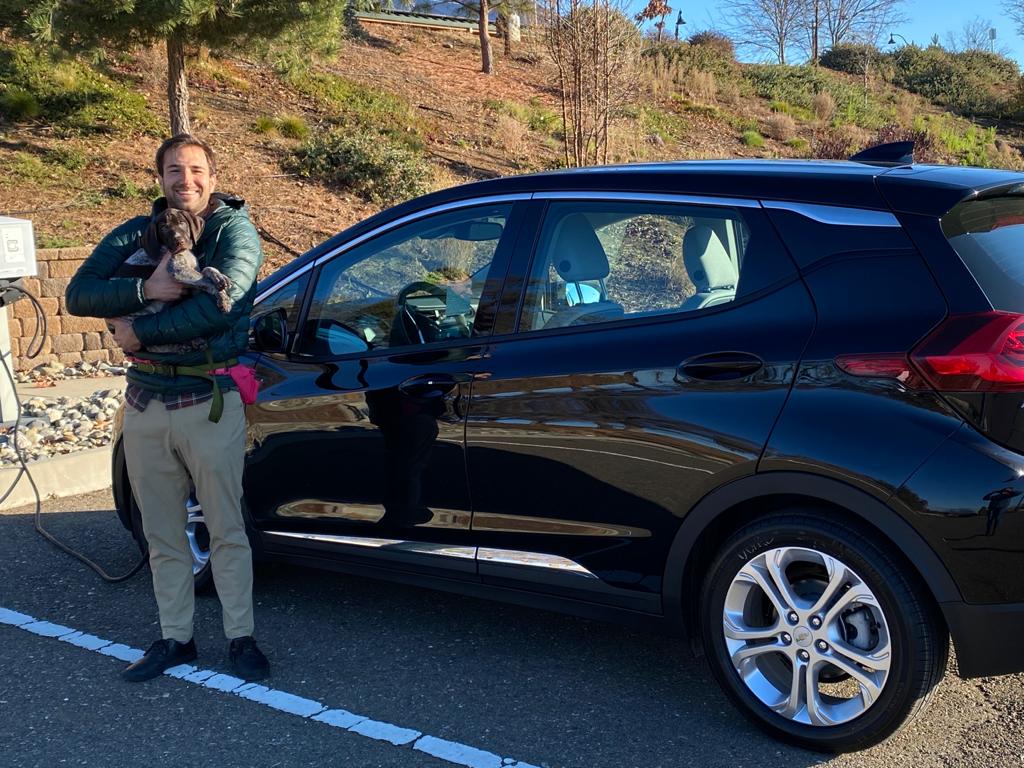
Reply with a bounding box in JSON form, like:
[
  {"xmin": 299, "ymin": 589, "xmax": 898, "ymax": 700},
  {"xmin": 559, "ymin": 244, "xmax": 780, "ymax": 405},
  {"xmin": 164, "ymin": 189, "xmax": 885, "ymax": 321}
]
[{"xmin": 155, "ymin": 134, "xmax": 218, "ymax": 177}]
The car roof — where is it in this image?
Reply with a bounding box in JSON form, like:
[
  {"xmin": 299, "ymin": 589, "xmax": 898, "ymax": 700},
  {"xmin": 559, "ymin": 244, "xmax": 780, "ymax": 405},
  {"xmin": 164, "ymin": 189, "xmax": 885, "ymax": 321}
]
[{"xmin": 259, "ymin": 159, "xmax": 1024, "ymax": 292}]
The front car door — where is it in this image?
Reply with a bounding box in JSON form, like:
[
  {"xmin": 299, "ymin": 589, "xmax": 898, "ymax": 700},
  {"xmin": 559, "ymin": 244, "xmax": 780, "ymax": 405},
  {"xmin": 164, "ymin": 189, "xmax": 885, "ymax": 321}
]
[
  {"xmin": 465, "ymin": 192, "xmax": 815, "ymax": 610},
  {"xmin": 244, "ymin": 198, "xmax": 526, "ymax": 575}
]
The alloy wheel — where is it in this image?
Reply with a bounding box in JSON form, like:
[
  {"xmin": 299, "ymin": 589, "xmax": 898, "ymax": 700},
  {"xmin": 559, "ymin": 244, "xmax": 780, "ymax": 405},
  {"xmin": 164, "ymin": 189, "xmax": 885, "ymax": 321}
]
[{"xmin": 722, "ymin": 546, "xmax": 892, "ymax": 727}]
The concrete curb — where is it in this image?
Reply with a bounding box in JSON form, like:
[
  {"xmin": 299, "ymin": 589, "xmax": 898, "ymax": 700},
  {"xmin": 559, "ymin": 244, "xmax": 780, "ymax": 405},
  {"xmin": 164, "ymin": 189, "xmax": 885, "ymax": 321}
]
[{"xmin": 0, "ymin": 446, "xmax": 112, "ymax": 511}]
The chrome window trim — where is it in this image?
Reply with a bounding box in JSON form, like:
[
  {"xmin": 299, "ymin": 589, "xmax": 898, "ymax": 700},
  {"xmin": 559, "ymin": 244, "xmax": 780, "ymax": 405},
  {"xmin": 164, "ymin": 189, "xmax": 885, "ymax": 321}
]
[
  {"xmin": 533, "ymin": 191, "xmax": 761, "ymax": 208},
  {"xmin": 761, "ymin": 200, "xmax": 901, "ymax": 227},
  {"xmin": 255, "ymin": 193, "xmax": 531, "ymax": 304},
  {"xmin": 255, "ymin": 265, "xmax": 312, "ymax": 305}
]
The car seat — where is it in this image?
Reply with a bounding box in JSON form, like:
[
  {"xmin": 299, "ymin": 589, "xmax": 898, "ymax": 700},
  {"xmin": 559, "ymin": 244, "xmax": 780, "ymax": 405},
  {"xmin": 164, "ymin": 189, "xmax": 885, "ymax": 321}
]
[
  {"xmin": 679, "ymin": 225, "xmax": 739, "ymax": 311},
  {"xmin": 543, "ymin": 214, "xmax": 624, "ymax": 329}
]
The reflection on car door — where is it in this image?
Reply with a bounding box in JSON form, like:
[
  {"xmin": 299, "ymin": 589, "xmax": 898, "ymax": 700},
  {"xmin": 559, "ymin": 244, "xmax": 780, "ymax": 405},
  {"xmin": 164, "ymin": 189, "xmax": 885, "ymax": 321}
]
[
  {"xmin": 245, "ymin": 200, "xmax": 525, "ymax": 576},
  {"xmin": 465, "ymin": 196, "xmax": 815, "ymax": 609}
]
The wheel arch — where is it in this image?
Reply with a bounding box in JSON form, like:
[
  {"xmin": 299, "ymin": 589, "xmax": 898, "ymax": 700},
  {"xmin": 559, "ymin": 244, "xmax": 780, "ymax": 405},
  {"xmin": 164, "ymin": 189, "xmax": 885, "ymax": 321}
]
[{"xmin": 663, "ymin": 472, "xmax": 961, "ymax": 642}]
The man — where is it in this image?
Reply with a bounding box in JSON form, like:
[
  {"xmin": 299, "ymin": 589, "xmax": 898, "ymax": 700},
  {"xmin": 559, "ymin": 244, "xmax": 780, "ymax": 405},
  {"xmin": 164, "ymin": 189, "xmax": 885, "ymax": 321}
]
[{"xmin": 66, "ymin": 135, "xmax": 269, "ymax": 683}]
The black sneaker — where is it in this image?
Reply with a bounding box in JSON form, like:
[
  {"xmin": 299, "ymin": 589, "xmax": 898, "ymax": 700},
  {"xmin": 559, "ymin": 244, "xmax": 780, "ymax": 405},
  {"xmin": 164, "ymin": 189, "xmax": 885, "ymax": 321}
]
[
  {"xmin": 122, "ymin": 638, "xmax": 197, "ymax": 682},
  {"xmin": 229, "ymin": 636, "xmax": 270, "ymax": 682}
]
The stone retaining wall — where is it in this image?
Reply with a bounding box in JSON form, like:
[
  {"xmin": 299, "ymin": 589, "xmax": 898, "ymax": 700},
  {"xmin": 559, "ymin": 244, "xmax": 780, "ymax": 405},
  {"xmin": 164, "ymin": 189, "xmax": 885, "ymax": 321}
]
[{"xmin": 5, "ymin": 247, "xmax": 126, "ymax": 371}]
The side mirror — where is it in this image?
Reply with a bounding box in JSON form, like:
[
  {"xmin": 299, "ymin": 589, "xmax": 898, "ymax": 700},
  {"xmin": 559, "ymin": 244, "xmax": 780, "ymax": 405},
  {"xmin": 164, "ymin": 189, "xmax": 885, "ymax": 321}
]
[{"xmin": 250, "ymin": 307, "xmax": 289, "ymax": 353}]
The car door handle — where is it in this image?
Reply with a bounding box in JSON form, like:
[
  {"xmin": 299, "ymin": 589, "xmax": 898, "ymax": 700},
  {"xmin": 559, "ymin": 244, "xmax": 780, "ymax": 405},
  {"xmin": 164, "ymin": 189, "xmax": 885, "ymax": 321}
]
[
  {"xmin": 676, "ymin": 352, "xmax": 764, "ymax": 382},
  {"xmin": 398, "ymin": 373, "xmax": 471, "ymax": 399}
]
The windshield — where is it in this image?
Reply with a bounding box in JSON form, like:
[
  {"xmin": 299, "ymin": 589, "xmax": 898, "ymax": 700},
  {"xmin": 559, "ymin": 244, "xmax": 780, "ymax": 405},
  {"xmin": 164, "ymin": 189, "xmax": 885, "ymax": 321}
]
[{"xmin": 942, "ymin": 196, "xmax": 1024, "ymax": 312}]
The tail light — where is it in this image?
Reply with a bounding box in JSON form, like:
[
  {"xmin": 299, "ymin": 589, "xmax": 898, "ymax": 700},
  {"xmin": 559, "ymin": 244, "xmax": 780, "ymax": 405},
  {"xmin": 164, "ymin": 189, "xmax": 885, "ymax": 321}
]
[{"xmin": 836, "ymin": 312, "xmax": 1024, "ymax": 392}]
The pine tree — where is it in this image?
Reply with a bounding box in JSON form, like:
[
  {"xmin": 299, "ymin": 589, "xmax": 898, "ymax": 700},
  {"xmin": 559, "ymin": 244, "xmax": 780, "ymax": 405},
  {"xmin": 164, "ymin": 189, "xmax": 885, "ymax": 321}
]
[{"xmin": 2, "ymin": 1, "xmax": 342, "ymax": 135}]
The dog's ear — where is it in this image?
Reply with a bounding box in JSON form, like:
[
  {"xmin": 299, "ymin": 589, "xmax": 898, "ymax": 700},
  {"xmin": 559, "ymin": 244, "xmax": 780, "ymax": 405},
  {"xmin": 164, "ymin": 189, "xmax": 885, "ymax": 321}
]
[
  {"xmin": 185, "ymin": 211, "xmax": 205, "ymax": 245},
  {"xmin": 142, "ymin": 210, "xmax": 169, "ymax": 262}
]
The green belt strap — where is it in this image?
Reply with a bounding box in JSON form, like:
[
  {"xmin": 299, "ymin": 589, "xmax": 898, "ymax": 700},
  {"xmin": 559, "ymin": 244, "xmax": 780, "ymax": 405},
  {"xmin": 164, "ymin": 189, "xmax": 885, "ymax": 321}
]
[{"xmin": 129, "ymin": 350, "xmax": 238, "ymax": 423}]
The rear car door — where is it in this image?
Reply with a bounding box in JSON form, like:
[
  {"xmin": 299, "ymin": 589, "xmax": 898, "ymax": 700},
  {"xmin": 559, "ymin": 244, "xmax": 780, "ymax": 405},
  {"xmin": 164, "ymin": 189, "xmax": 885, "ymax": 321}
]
[
  {"xmin": 244, "ymin": 199, "xmax": 526, "ymax": 575},
  {"xmin": 465, "ymin": 193, "xmax": 815, "ymax": 610}
]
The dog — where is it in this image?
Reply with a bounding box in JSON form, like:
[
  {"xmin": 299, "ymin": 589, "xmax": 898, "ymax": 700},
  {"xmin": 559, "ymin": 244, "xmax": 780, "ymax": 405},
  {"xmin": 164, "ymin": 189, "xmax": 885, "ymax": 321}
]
[{"xmin": 111, "ymin": 208, "xmax": 233, "ymax": 353}]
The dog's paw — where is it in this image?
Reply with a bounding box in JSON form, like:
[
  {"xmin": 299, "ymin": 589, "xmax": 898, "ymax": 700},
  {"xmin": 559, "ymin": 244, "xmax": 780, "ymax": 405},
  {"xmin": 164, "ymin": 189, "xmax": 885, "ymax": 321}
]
[
  {"xmin": 202, "ymin": 267, "xmax": 232, "ymax": 292},
  {"xmin": 216, "ymin": 291, "xmax": 233, "ymax": 313}
]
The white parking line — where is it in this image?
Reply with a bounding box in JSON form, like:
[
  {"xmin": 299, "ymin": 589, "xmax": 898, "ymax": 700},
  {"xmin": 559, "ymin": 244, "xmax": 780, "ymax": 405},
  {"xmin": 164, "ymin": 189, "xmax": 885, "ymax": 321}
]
[{"xmin": 0, "ymin": 606, "xmax": 541, "ymax": 768}]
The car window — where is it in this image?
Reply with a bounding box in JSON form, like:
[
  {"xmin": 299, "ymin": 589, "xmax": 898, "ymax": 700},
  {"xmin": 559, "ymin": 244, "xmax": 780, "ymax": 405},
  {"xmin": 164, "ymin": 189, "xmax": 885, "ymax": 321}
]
[
  {"xmin": 252, "ymin": 272, "xmax": 310, "ymax": 335},
  {"xmin": 521, "ymin": 201, "xmax": 750, "ymax": 332},
  {"xmin": 297, "ymin": 203, "xmax": 512, "ymax": 357}
]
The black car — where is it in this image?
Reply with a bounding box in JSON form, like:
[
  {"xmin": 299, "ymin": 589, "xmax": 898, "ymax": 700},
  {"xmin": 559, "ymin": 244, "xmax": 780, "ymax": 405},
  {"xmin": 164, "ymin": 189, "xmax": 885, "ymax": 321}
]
[{"xmin": 112, "ymin": 144, "xmax": 1024, "ymax": 751}]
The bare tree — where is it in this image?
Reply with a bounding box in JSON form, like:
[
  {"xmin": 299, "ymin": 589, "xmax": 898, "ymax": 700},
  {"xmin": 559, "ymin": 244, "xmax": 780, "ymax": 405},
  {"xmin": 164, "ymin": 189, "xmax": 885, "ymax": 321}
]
[
  {"xmin": 545, "ymin": 0, "xmax": 641, "ymax": 166},
  {"xmin": 819, "ymin": 0, "xmax": 906, "ymax": 48},
  {"xmin": 946, "ymin": 16, "xmax": 1004, "ymax": 53},
  {"xmin": 720, "ymin": 0, "xmax": 806, "ymax": 64}
]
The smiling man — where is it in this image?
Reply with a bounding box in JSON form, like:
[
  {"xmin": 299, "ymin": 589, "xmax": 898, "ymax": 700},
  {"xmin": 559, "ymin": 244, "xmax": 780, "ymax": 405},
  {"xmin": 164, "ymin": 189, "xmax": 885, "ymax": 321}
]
[{"xmin": 66, "ymin": 135, "xmax": 269, "ymax": 683}]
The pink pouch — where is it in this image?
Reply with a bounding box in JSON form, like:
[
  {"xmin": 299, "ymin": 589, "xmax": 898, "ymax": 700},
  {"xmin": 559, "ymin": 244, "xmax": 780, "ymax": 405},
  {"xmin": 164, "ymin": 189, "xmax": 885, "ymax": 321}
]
[{"xmin": 213, "ymin": 364, "xmax": 260, "ymax": 404}]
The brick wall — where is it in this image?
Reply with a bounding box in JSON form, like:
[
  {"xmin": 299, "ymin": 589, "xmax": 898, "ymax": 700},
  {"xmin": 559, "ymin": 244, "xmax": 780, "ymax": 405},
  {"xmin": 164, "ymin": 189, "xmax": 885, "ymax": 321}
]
[{"xmin": 6, "ymin": 247, "xmax": 126, "ymax": 371}]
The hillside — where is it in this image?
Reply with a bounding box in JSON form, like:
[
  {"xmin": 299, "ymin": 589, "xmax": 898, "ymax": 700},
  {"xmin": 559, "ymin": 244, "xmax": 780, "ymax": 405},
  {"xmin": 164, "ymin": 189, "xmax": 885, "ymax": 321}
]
[{"xmin": 1, "ymin": 24, "xmax": 1022, "ymax": 279}]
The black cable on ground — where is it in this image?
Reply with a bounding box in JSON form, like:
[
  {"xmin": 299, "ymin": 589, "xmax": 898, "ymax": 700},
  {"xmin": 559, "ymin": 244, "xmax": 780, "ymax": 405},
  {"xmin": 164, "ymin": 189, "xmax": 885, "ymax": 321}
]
[{"xmin": 0, "ymin": 284, "xmax": 147, "ymax": 582}]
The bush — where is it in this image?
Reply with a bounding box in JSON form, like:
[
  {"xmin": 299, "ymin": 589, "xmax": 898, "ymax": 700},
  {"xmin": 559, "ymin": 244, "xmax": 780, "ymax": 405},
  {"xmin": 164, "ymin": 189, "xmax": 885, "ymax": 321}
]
[
  {"xmin": 0, "ymin": 42, "xmax": 161, "ymax": 136},
  {"xmin": 291, "ymin": 129, "xmax": 432, "ymax": 206},
  {"xmin": 886, "ymin": 45, "xmax": 1021, "ymax": 118},
  {"xmin": 277, "ymin": 114, "xmax": 309, "ymax": 140},
  {"xmin": 253, "ymin": 115, "xmax": 276, "ymax": 134},
  {"xmin": 785, "ymin": 137, "xmax": 809, "ymax": 152},
  {"xmin": 812, "ymin": 91, "xmax": 835, "ymax": 122},
  {"xmin": 764, "ymin": 113, "xmax": 796, "ymax": 142},
  {"xmin": 814, "ymin": 131, "xmax": 855, "ymax": 160},
  {"xmin": 741, "ymin": 130, "xmax": 764, "ymax": 147},
  {"xmin": 0, "ymin": 86, "xmax": 40, "ymax": 121},
  {"xmin": 687, "ymin": 30, "xmax": 735, "ymax": 62},
  {"xmin": 820, "ymin": 44, "xmax": 888, "ymax": 77},
  {"xmin": 744, "ymin": 64, "xmax": 888, "ymax": 129}
]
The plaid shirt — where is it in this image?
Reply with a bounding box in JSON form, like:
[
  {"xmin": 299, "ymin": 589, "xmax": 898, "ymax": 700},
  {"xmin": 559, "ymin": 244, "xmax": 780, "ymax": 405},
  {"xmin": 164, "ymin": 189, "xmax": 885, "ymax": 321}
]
[{"xmin": 125, "ymin": 383, "xmax": 215, "ymax": 412}]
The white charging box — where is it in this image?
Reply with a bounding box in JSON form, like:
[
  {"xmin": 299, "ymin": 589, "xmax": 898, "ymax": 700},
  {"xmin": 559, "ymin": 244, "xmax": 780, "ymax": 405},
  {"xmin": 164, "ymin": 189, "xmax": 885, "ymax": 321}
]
[{"xmin": 0, "ymin": 216, "xmax": 37, "ymax": 279}]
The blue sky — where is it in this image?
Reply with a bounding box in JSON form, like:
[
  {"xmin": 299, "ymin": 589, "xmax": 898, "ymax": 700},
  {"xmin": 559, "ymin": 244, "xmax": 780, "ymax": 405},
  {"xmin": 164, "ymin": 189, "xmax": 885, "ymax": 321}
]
[{"xmin": 631, "ymin": 0, "xmax": 1024, "ymax": 67}]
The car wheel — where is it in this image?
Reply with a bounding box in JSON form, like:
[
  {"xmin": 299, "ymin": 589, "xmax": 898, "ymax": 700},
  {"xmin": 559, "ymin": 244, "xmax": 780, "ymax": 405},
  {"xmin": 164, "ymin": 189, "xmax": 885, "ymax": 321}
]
[
  {"xmin": 700, "ymin": 512, "xmax": 947, "ymax": 752},
  {"xmin": 129, "ymin": 491, "xmax": 215, "ymax": 594}
]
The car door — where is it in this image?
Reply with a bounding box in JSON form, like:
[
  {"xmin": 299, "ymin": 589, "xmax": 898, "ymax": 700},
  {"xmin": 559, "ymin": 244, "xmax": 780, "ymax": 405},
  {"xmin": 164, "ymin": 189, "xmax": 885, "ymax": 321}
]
[
  {"xmin": 465, "ymin": 193, "xmax": 815, "ymax": 609},
  {"xmin": 244, "ymin": 198, "xmax": 526, "ymax": 576}
]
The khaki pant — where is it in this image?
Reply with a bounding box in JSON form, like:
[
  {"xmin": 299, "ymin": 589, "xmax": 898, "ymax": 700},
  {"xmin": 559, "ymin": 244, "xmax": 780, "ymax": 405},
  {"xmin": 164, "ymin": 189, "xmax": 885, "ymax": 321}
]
[{"xmin": 123, "ymin": 390, "xmax": 254, "ymax": 642}]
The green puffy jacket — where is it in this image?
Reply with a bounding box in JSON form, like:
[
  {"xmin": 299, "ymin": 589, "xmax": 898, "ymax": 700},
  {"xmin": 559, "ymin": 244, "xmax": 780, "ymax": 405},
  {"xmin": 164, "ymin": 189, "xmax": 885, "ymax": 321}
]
[{"xmin": 66, "ymin": 194, "xmax": 264, "ymax": 395}]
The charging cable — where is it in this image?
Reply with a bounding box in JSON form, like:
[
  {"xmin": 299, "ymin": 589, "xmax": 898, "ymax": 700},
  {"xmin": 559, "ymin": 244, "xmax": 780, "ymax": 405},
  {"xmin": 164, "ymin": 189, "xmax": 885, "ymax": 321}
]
[{"xmin": 0, "ymin": 282, "xmax": 146, "ymax": 582}]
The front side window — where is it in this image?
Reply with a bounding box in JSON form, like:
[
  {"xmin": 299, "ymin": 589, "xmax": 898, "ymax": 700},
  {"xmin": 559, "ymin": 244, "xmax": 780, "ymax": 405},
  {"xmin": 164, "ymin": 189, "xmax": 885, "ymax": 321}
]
[
  {"xmin": 521, "ymin": 201, "xmax": 749, "ymax": 331},
  {"xmin": 298, "ymin": 203, "xmax": 512, "ymax": 357}
]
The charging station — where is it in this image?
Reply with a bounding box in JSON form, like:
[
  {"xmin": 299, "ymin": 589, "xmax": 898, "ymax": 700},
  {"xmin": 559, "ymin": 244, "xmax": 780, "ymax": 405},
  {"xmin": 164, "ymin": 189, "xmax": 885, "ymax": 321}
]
[{"xmin": 0, "ymin": 216, "xmax": 38, "ymax": 425}]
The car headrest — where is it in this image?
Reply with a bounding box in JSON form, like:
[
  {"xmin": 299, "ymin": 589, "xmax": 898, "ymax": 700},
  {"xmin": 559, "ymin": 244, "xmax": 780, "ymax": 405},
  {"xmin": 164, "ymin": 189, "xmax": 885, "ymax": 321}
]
[
  {"xmin": 551, "ymin": 214, "xmax": 610, "ymax": 282},
  {"xmin": 683, "ymin": 225, "xmax": 738, "ymax": 293}
]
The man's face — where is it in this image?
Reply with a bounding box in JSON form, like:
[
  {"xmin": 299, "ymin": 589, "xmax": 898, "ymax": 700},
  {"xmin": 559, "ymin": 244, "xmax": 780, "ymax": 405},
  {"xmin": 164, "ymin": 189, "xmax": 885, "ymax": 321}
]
[{"xmin": 159, "ymin": 144, "xmax": 216, "ymax": 215}]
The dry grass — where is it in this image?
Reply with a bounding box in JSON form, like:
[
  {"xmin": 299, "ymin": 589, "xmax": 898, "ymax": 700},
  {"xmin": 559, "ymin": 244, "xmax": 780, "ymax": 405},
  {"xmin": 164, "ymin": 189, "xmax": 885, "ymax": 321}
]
[{"xmin": 764, "ymin": 113, "xmax": 797, "ymax": 142}]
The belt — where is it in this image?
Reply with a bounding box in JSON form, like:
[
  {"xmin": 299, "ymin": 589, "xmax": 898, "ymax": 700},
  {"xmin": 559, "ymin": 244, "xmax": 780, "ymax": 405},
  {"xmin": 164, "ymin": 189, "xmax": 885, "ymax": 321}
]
[{"xmin": 128, "ymin": 350, "xmax": 237, "ymax": 423}]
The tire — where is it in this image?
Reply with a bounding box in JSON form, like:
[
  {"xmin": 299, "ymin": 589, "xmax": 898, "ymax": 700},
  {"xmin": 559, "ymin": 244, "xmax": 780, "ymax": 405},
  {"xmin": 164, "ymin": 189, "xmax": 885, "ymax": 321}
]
[
  {"xmin": 700, "ymin": 512, "xmax": 947, "ymax": 752},
  {"xmin": 129, "ymin": 489, "xmax": 215, "ymax": 594}
]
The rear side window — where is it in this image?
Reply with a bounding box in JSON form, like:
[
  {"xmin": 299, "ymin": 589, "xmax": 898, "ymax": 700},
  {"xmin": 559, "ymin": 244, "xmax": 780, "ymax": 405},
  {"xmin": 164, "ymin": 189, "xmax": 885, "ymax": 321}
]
[
  {"xmin": 942, "ymin": 197, "xmax": 1024, "ymax": 312},
  {"xmin": 520, "ymin": 201, "xmax": 755, "ymax": 332}
]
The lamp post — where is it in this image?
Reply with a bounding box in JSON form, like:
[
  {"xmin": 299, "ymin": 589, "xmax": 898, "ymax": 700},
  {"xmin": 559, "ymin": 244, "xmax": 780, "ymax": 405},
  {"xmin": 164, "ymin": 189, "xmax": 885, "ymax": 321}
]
[
  {"xmin": 675, "ymin": 10, "xmax": 685, "ymax": 41},
  {"xmin": 887, "ymin": 32, "xmax": 909, "ymax": 47}
]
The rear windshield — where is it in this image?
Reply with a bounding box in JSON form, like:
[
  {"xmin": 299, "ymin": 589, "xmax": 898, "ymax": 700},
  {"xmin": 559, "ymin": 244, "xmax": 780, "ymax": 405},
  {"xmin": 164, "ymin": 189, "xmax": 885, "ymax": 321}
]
[{"xmin": 942, "ymin": 197, "xmax": 1024, "ymax": 312}]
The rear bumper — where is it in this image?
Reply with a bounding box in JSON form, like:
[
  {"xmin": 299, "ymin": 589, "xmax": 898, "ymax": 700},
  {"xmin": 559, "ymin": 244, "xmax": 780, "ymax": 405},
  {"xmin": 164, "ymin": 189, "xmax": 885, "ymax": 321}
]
[{"xmin": 943, "ymin": 601, "xmax": 1024, "ymax": 678}]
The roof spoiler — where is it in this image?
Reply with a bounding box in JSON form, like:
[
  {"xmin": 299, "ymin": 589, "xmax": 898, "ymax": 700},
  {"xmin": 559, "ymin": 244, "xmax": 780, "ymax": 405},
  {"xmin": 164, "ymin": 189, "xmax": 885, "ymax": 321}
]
[{"xmin": 849, "ymin": 141, "xmax": 914, "ymax": 167}]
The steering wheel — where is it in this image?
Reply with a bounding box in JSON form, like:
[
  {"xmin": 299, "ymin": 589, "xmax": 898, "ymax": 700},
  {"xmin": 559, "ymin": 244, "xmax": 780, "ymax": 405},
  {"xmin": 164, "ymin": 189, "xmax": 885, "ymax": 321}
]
[{"xmin": 392, "ymin": 281, "xmax": 449, "ymax": 345}]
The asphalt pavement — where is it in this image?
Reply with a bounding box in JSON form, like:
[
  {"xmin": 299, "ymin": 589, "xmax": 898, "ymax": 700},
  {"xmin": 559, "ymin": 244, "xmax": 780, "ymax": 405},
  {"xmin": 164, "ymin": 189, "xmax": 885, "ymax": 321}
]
[{"xmin": 1, "ymin": 490, "xmax": 1022, "ymax": 768}]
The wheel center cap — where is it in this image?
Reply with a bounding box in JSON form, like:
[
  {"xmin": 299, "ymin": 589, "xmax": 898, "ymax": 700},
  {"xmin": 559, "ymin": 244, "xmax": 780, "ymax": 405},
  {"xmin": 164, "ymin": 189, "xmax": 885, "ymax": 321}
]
[{"xmin": 794, "ymin": 626, "xmax": 813, "ymax": 647}]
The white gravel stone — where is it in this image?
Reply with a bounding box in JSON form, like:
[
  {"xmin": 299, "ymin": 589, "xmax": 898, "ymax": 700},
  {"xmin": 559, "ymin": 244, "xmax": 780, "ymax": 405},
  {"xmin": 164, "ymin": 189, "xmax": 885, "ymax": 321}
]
[{"xmin": 1, "ymin": 381, "xmax": 125, "ymax": 466}]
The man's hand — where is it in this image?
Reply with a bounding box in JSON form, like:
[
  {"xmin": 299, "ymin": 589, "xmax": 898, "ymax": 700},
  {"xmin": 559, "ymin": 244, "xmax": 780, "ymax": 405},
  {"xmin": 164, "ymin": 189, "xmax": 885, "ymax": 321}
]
[
  {"xmin": 107, "ymin": 318, "xmax": 142, "ymax": 354},
  {"xmin": 144, "ymin": 251, "xmax": 188, "ymax": 302}
]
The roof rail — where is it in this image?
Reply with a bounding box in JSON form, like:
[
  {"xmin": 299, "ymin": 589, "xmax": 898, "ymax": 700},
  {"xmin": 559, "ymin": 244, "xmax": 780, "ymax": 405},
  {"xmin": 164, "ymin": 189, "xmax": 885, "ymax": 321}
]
[{"xmin": 848, "ymin": 141, "xmax": 914, "ymax": 167}]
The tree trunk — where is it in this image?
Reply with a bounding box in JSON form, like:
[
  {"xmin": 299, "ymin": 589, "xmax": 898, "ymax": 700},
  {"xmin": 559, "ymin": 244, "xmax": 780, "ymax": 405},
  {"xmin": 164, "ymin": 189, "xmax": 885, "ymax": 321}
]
[
  {"xmin": 479, "ymin": 0, "xmax": 493, "ymax": 74},
  {"xmin": 167, "ymin": 29, "xmax": 191, "ymax": 135}
]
